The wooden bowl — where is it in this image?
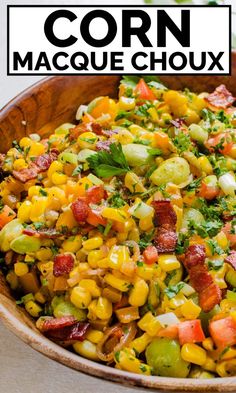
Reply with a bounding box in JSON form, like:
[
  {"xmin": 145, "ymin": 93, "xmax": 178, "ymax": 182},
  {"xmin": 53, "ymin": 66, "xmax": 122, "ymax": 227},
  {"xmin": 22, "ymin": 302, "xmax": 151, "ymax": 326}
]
[{"xmin": 1, "ymin": 65, "xmax": 236, "ymax": 390}]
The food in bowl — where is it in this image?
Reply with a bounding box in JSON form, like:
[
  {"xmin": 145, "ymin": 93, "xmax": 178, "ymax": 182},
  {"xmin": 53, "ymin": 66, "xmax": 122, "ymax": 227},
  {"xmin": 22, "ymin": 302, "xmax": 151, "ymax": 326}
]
[{"xmin": 0, "ymin": 76, "xmax": 236, "ymax": 379}]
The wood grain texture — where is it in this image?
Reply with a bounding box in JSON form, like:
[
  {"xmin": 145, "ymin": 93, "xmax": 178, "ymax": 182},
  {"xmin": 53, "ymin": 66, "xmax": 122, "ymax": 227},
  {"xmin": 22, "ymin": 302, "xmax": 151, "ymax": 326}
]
[{"xmin": 1, "ymin": 61, "xmax": 236, "ymax": 390}]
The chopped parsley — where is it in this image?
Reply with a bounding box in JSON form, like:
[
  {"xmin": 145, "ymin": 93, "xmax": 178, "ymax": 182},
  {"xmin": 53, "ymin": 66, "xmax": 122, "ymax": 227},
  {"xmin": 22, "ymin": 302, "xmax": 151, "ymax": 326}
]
[
  {"xmin": 164, "ymin": 282, "xmax": 185, "ymax": 299},
  {"xmin": 72, "ymin": 165, "xmax": 83, "ymax": 177},
  {"xmin": 108, "ymin": 192, "xmax": 126, "ymax": 208},
  {"xmin": 207, "ymin": 259, "xmax": 224, "ymax": 271},
  {"xmin": 138, "ymin": 230, "xmax": 154, "ymax": 250},
  {"xmin": 39, "ymin": 188, "xmax": 48, "ymax": 196},
  {"xmin": 172, "ymin": 132, "xmax": 191, "ymax": 154},
  {"xmin": 206, "ymin": 239, "xmax": 225, "ymax": 255}
]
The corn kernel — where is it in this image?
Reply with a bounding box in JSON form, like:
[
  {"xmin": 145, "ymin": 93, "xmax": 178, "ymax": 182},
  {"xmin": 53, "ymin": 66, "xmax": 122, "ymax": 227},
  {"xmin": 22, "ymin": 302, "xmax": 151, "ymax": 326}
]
[
  {"xmin": 14, "ymin": 262, "xmax": 29, "ymax": 277},
  {"xmin": 25, "ymin": 300, "xmax": 42, "ymax": 317},
  {"xmin": 119, "ymin": 96, "xmax": 136, "ymax": 110},
  {"xmin": 86, "ymin": 329, "xmax": 104, "ymax": 344},
  {"xmin": 214, "ymin": 231, "xmax": 229, "ymax": 250},
  {"xmin": 138, "ymin": 312, "xmax": 161, "ymax": 336},
  {"xmin": 181, "ymin": 299, "xmax": 201, "ymax": 319},
  {"xmin": 19, "ymin": 137, "xmax": 32, "ymax": 148},
  {"xmin": 88, "ymin": 250, "xmax": 105, "ymax": 268},
  {"xmin": 108, "ymin": 245, "xmax": 130, "ymax": 270},
  {"xmin": 13, "ymin": 158, "xmax": 27, "ymax": 171},
  {"xmin": 129, "ymin": 279, "xmax": 149, "ymax": 307},
  {"xmin": 77, "ymin": 132, "xmax": 98, "ymax": 150},
  {"xmin": 6, "ymin": 271, "xmax": 18, "ymax": 290},
  {"xmin": 62, "ymin": 235, "xmax": 82, "ymax": 253},
  {"xmin": 73, "ymin": 340, "xmax": 99, "ymax": 361},
  {"xmin": 34, "ymin": 291, "xmax": 46, "ymax": 304},
  {"xmin": 28, "ymin": 186, "xmax": 41, "ymax": 198},
  {"xmin": 202, "ymin": 337, "xmax": 214, "ymax": 351},
  {"xmin": 115, "ymin": 348, "xmax": 151, "ymax": 375},
  {"xmin": 169, "ymin": 293, "xmax": 187, "ymax": 309},
  {"xmin": 71, "ymin": 286, "xmax": 91, "ymax": 309},
  {"xmin": 29, "ymin": 142, "xmax": 45, "ymax": 156},
  {"xmin": 197, "ymin": 156, "xmax": 213, "ymax": 175},
  {"xmin": 158, "ymin": 254, "xmax": 180, "ymax": 272},
  {"xmin": 203, "ymin": 357, "xmax": 216, "ymax": 372},
  {"xmin": 38, "ymin": 261, "xmax": 54, "ymax": 276},
  {"xmin": 95, "ymin": 296, "xmax": 112, "ymax": 320},
  {"xmin": 79, "ymin": 279, "xmax": 101, "ymax": 298},
  {"xmin": 181, "ymin": 343, "xmax": 207, "ymax": 366},
  {"xmin": 87, "ymin": 299, "xmax": 97, "ymax": 320},
  {"xmin": 129, "ymin": 333, "xmax": 152, "ymax": 354},
  {"xmin": 128, "ymin": 227, "xmax": 140, "ymax": 242},
  {"xmin": 139, "ymin": 213, "xmax": 154, "ymax": 231},
  {"xmin": 48, "ymin": 161, "xmax": 63, "ymax": 179},
  {"xmin": 83, "ymin": 236, "xmax": 103, "ymax": 251},
  {"xmin": 104, "ymin": 273, "xmax": 130, "ymax": 292},
  {"xmin": 125, "ymin": 172, "xmax": 146, "ymax": 193},
  {"xmin": 137, "ymin": 264, "xmax": 155, "ymax": 280},
  {"xmin": 56, "ymin": 209, "xmax": 77, "ymax": 230},
  {"xmin": 18, "ymin": 200, "xmax": 32, "ymax": 222},
  {"xmin": 51, "ymin": 172, "xmax": 67, "ymax": 185},
  {"xmin": 117, "ymin": 129, "xmax": 134, "ymax": 144},
  {"xmin": 101, "ymin": 207, "xmax": 128, "ymax": 223},
  {"xmin": 97, "ymin": 257, "xmax": 109, "ymax": 268}
]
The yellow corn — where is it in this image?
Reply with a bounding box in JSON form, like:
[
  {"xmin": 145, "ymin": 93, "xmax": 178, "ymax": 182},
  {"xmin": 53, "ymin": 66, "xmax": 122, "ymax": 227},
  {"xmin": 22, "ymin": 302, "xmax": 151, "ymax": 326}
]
[
  {"xmin": 104, "ymin": 273, "xmax": 130, "ymax": 292},
  {"xmin": 202, "ymin": 337, "xmax": 214, "ymax": 351},
  {"xmin": 86, "ymin": 329, "xmax": 104, "ymax": 344},
  {"xmin": 29, "ymin": 142, "xmax": 45, "ymax": 156},
  {"xmin": 214, "ymin": 231, "xmax": 229, "ymax": 250},
  {"xmin": 139, "ymin": 213, "xmax": 154, "ymax": 231},
  {"xmin": 97, "ymin": 257, "xmax": 109, "ymax": 268},
  {"xmin": 19, "ymin": 137, "xmax": 32, "ymax": 148},
  {"xmin": 216, "ymin": 359, "xmax": 236, "ymax": 377},
  {"xmin": 30, "ymin": 197, "xmax": 48, "ymax": 222},
  {"xmin": 129, "ymin": 279, "xmax": 149, "ymax": 307},
  {"xmin": 25, "ymin": 300, "xmax": 42, "ymax": 317},
  {"xmin": 56, "ymin": 210, "xmax": 78, "ymax": 230},
  {"xmin": 95, "ymin": 296, "xmax": 112, "ymax": 320},
  {"xmin": 83, "ymin": 236, "xmax": 103, "ymax": 251},
  {"xmin": 62, "ymin": 235, "xmax": 82, "ymax": 253},
  {"xmin": 117, "ymin": 129, "xmax": 134, "ymax": 144},
  {"xmin": 181, "ymin": 343, "xmax": 207, "ymax": 366},
  {"xmin": 6, "ymin": 271, "xmax": 18, "ymax": 290},
  {"xmin": 14, "ymin": 262, "xmax": 29, "ymax": 277},
  {"xmin": 128, "ymin": 227, "xmax": 140, "ymax": 242},
  {"xmin": 48, "ymin": 187, "xmax": 67, "ymax": 206},
  {"xmin": 73, "ymin": 340, "xmax": 99, "ymax": 361},
  {"xmin": 51, "ymin": 172, "xmax": 67, "ymax": 185},
  {"xmin": 169, "ymin": 293, "xmax": 187, "ymax": 309},
  {"xmin": 36, "ymin": 248, "xmax": 53, "ymax": 262},
  {"xmin": 181, "ymin": 299, "xmax": 201, "ymax": 319},
  {"xmin": 125, "ymin": 172, "xmax": 146, "ymax": 193},
  {"xmin": 28, "ymin": 186, "xmax": 41, "ymax": 198},
  {"xmin": 87, "ymin": 299, "xmax": 98, "ymax": 320},
  {"xmin": 101, "ymin": 207, "xmax": 128, "ymax": 223},
  {"xmin": 88, "ymin": 250, "xmax": 104, "ymax": 268},
  {"xmin": 119, "ymin": 96, "xmax": 136, "ymax": 111},
  {"xmin": 107, "ymin": 245, "xmax": 130, "ymax": 270},
  {"xmin": 34, "ymin": 291, "xmax": 46, "ymax": 304},
  {"xmin": 115, "ymin": 348, "xmax": 151, "ymax": 375},
  {"xmin": 17, "ymin": 200, "xmax": 32, "ymax": 222},
  {"xmin": 137, "ymin": 264, "xmax": 156, "ymax": 280},
  {"xmin": 148, "ymin": 107, "xmax": 159, "ymax": 122},
  {"xmin": 47, "ymin": 161, "xmax": 63, "ymax": 179},
  {"xmin": 38, "ymin": 261, "xmax": 54, "ymax": 276},
  {"xmin": 77, "ymin": 132, "xmax": 98, "ymax": 149},
  {"xmin": 79, "ymin": 279, "xmax": 101, "ymax": 298},
  {"xmin": 158, "ymin": 254, "xmax": 180, "ymax": 272},
  {"xmin": 129, "ymin": 333, "xmax": 152, "ymax": 354},
  {"xmin": 70, "ymin": 286, "xmax": 92, "ymax": 309},
  {"xmin": 197, "ymin": 156, "xmax": 213, "ymax": 175},
  {"xmin": 138, "ymin": 311, "xmax": 161, "ymax": 336},
  {"xmin": 13, "ymin": 158, "xmax": 27, "ymax": 171}
]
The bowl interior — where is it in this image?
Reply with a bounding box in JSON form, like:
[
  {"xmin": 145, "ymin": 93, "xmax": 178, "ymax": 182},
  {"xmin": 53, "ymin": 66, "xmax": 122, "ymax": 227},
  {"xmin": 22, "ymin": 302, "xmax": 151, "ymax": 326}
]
[{"xmin": 1, "ymin": 71, "xmax": 236, "ymax": 391}]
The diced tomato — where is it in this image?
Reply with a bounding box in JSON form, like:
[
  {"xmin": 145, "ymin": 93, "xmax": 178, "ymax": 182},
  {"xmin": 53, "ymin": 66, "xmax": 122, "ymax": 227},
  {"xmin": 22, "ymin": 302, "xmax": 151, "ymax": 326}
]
[
  {"xmin": 134, "ymin": 79, "xmax": 156, "ymax": 101},
  {"xmin": 157, "ymin": 325, "xmax": 179, "ymax": 339},
  {"xmin": 222, "ymin": 222, "xmax": 236, "ymax": 247},
  {"xmin": 198, "ymin": 181, "xmax": 220, "ymax": 200},
  {"xmin": 178, "ymin": 320, "xmax": 205, "ymax": 345},
  {"xmin": 53, "ymin": 254, "xmax": 74, "ymax": 277},
  {"xmin": 205, "ymin": 132, "xmax": 234, "ymax": 155},
  {"xmin": 0, "ymin": 205, "xmax": 16, "ymax": 229},
  {"xmin": 86, "ymin": 209, "xmax": 107, "ymax": 227},
  {"xmin": 143, "ymin": 245, "xmax": 158, "ymax": 265},
  {"xmin": 86, "ymin": 185, "xmax": 107, "ymax": 204},
  {"xmin": 209, "ymin": 316, "xmax": 236, "ymax": 348}
]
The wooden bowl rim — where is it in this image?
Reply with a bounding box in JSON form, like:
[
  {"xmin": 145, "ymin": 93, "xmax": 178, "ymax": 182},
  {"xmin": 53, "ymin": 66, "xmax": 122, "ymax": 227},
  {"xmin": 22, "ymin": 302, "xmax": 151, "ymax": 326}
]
[{"xmin": 1, "ymin": 75, "xmax": 236, "ymax": 391}]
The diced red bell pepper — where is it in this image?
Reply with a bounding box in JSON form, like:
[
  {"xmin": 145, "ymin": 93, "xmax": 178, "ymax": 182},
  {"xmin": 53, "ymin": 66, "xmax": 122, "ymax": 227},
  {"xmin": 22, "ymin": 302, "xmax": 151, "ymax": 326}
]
[
  {"xmin": 134, "ymin": 79, "xmax": 156, "ymax": 101},
  {"xmin": 209, "ymin": 316, "xmax": 236, "ymax": 348},
  {"xmin": 178, "ymin": 320, "xmax": 205, "ymax": 346},
  {"xmin": 86, "ymin": 209, "xmax": 107, "ymax": 227},
  {"xmin": 86, "ymin": 185, "xmax": 107, "ymax": 204},
  {"xmin": 143, "ymin": 245, "xmax": 158, "ymax": 265},
  {"xmin": 198, "ymin": 181, "xmax": 220, "ymax": 200}
]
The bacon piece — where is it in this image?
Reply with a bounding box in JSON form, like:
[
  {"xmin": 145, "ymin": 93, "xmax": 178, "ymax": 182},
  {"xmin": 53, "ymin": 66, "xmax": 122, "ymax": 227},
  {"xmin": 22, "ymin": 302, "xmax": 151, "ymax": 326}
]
[
  {"xmin": 86, "ymin": 185, "xmax": 107, "ymax": 204},
  {"xmin": 91, "ymin": 122, "xmax": 103, "ymax": 135},
  {"xmin": 225, "ymin": 251, "xmax": 236, "ymax": 270},
  {"xmin": 184, "ymin": 244, "xmax": 206, "ymax": 269},
  {"xmin": 69, "ymin": 124, "xmax": 87, "ymax": 141},
  {"xmin": 13, "ymin": 150, "xmax": 58, "ymax": 183},
  {"xmin": 46, "ymin": 322, "xmax": 90, "ymax": 342},
  {"xmin": 152, "ymin": 200, "xmax": 177, "ymax": 228},
  {"xmin": 23, "ymin": 227, "xmax": 61, "ymax": 239},
  {"xmin": 199, "ymin": 283, "xmax": 222, "ymax": 313},
  {"xmin": 96, "ymin": 140, "xmax": 113, "ymax": 152},
  {"xmin": 53, "ymin": 253, "xmax": 74, "ymax": 277},
  {"xmin": 154, "ymin": 227, "xmax": 177, "ymax": 253},
  {"xmin": 152, "ymin": 200, "xmax": 177, "ymax": 253},
  {"xmin": 184, "ymin": 244, "xmax": 221, "ymax": 312},
  {"xmin": 71, "ymin": 198, "xmax": 90, "ymax": 223},
  {"xmin": 205, "ymin": 85, "xmax": 235, "ymax": 109},
  {"xmin": 40, "ymin": 316, "xmax": 77, "ymax": 332}
]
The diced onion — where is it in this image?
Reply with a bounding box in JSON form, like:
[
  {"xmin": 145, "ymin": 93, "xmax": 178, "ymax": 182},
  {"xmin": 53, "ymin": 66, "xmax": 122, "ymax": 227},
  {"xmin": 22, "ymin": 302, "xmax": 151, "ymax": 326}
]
[
  {"xmin": 76, "ymin": 105, "xmax": 88, "ymax": 120},
  {"xmin": 87, "ymin": 173, "xmax": 104, "ymax": 186},
  {"xmin": 156, "ymin": 312, "xmax": 180, "ymax": 327},
  {"xmin": 129, "ymin": 201, "xmax": 154, "ymax": 219},
  {"xmin": 218, "ymin": 172, "xmax": 236, "ymax": 196},
  {"xmin": 180, "ymin": 283, "xmax": 195, "ymax": 297}
]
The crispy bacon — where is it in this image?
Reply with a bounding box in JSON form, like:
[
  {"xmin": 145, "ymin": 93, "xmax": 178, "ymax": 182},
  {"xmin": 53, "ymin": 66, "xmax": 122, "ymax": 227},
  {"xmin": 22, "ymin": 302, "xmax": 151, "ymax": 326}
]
[
  {"xmin": 71, "ymin": 198, "xmax": 90, "ymax": 223},
  {"xmin": 46, "ymin": 322, "xmax": 90, "ymax": 342},
  {"xmin": 23, "ymin": 227, "xmax": 61, "ymax": 239},
  {"xmin": 184, "ymin": 244, "xmax": 221, "ymax": 312},
  {"xmin": 69, "ymin": 124, "xmax": 87, "ymax": 141},
  {"xmin": 91, "ymin": 122, "xmax": 103, "ymax": 135},
  {"xmin": 40, "ymin": 316, "xmax": 77, "ymax": 332},
  {"xmin": 152, "ymin": 200, "xmax": 177, "ymax": 253},
  {"xmin": 53, "ymin": 253, "xmax": 74, "ymax": 277},
  {"xmin": 13, "ymin": 150, "xmax": 58, "ymax": 183},
  {"xmin": 225, "ymin": 251, "xmax": 236, "ymax": 270},
  {"xmin": 205, "ymin": 84, "xmax": 235, "ymax": 109}
]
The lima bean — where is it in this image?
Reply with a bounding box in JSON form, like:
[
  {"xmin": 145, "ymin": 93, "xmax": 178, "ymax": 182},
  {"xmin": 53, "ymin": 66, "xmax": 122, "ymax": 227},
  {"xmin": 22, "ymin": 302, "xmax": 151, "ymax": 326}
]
[
  {"xmin": 150, "ymin": 157, "xmax": 190, "ymax": 186},
  {"xmin": 10, "ymin": 234, "xmax": 41, "ymax": 254},
  {"xmin": 0, "ymin": 219, "xmax": 23, "ymax": 252},
  {"xmin": 122, "ymin": 144, "xmax": 153, "ymax": 167}
]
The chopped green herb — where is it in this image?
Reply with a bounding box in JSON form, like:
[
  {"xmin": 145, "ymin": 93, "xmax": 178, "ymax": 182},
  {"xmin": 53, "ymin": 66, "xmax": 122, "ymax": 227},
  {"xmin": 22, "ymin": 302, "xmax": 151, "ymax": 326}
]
[{"xmin": 164, "ymin": 282, "xmax": 185, "ymax": 299}]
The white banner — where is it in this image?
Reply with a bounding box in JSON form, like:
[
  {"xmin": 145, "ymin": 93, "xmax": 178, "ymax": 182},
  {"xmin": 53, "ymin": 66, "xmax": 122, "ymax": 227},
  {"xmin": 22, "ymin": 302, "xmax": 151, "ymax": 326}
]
[{"xmin": 8, "ymin": 5, "xmax": 231, "ymax": 75}]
